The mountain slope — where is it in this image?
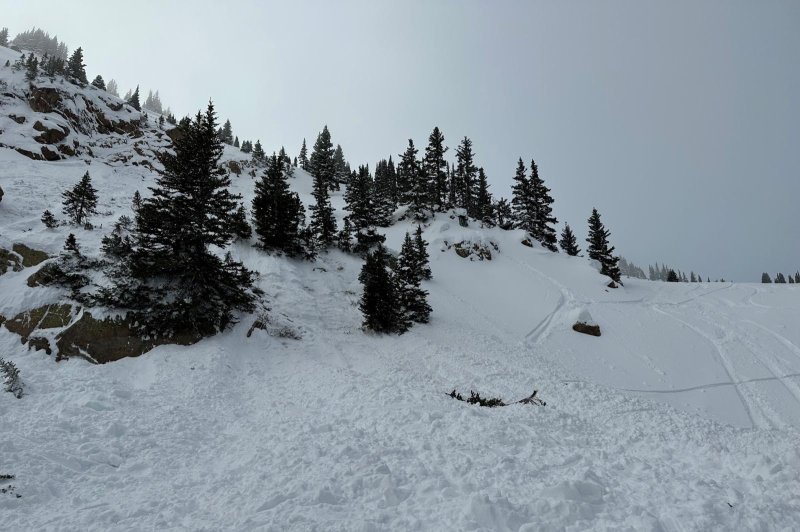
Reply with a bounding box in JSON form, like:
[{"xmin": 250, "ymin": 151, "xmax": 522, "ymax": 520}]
[{"xmin": 2, "ymin": 45, "xmax": 800, "ymax": 530}]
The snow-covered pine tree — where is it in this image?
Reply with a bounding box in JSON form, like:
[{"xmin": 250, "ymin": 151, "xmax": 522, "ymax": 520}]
[
  {"xmin": 586, "ymin": 208, "xmax": 621, "ymax": 283},
  {"xmin": 333, "ymin": 144, "xmax": 350, "ymax": 187},
  {"xmin": 775, "ymin": 272, "xmax": 787, "ymax": 283},
  {"xmin": 511, "ymin": 158, "xmax": 533, "ymax": 233},
  {"xmin": 373, "ymin": 158, "xmax": 397, "ymax": 225},
  {"xmin": 127, "ymin": 85, "xmax": 141, "ymax": 111},
  {"xmin": 475, "ymin": 168, "xmax": 493, "ymax": 226},
  {"xmin": 252, "ymin": 153, "xmax": 306, "ymax": 256},
  {"xmin": 91, "ymin": 75, "xmax": 105, "ymax": 90},
  {"xmin": 337, "ymin": 217, "xmax": 354, "ymax": 252},
  {"xmin": 529, "ymin": 160, "xmax": 558, "ymax": 252},
  {"xmin": 359, "ymin": 244, "xmax": 402, "ymax": 333},
  {"xmin": 221, "ymin": 119, "xmax": 234, "ymax": 145},
  {"xmin": 251, "ymin": 140, "xmax": 266, "ymax": 165},
  {"xmin": 62, "ymin": 171, "xmax": 98, "ymax": 226},
  {"xmin": 396, "ymin": 232, "xmax": 432, "ymax": 325},
  {"xmin": 309, "ymin": 126, "xmax": 336, "ymax": 191},
  {"xmin": 396, "ymin": 139, "xmax": 420, "ymax": 207},
  {"xmin": 309, "ymin": 152, "xmax": 337, "ymax": 246},
  {"xmin": 494, "ymin": 198, "xmax": 514, "ymax": 230},
  {"xmin": 0, "ymin": 27, "xmax": 8, "ymax": 47},
  {"xmin": 279, "ymin": 146, "xmax": 293, "ymax": 177},
  {"xmin": 414, "ymin": 225, "xmax": 432, "ymax": 280},
  {"xmin": 667, "ymin": 269, "xmax": 679, "ymax": 282},
  {"xmin": 25, "ymin": 54, "xmax": 38, "ymax": 81},
  {"xmin": 423, "ymin": 126, "xmax": 448, "ymax": 210},
  {"xmin": 117, "ymin": 101, "xmax": 257, "ymax": 335},
  {"xmin": 454, "ymin": 137, "xmax": 478, "ymax": 215},
  {"xmin": 234, "ymin": 136, "xmax": 240, "ymax": 148},
  {"xmin": 344, "ymin": 165, "xmax": 385, "ymax": 253},
  {"xmin": 41, "ymin": 209, "xmax": 58, "ymax": 228},
  {"xmin": 298, "ymin": 138, "xmax": 309, "ymax": 170},
  {"xmin": 106, "ymin": 78, "xmax": 119, "ymax": 96},
  {"xmin": 66, "ymin": 46, "xmax": 87, "ymax": 85},
  {"xmin": 0, "ymin": 357, "xmax": 23, "ymax": 399},
  {"xmin": 559, "ymin": 223, "xmax": 581, "ymax": 256}
]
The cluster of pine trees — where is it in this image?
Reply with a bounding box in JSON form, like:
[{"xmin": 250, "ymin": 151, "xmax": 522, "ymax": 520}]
[
  {"xmin": 761, "ymin": 272, "xmax": 800, "ymax": 284},
  {"xmin": 647, "ymin": 263, "xmax": 715, "ymax": 283},
  {"xmin": 9, "ymin": 27, "xmax": 68, "ymax": 59}
]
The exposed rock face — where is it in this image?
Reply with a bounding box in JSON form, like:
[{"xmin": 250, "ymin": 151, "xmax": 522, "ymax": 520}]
[
  {"xmin": 3, "ymin": 304, "xmax": 74, "ymax": 342},
  {"xmin": 166, "ymin": 127, "xmax": 185, "ymax": 144},
  {"xmin": 32, "ymin": 120, "xmax": 70, "ymax": 144},
  {"xmin": 26, "ymin": 262, "xmax": 61, "ymax": 287},
  {"xmin": 0, "ymin": 248, "xmax": 23, "ymax": 275},
  {"xmin": 447, "ymin": 240, "xmax": 496, "ymax": 261},
  {"xmin": 55, "ymin": 312, "xmax": 202, "ymax": 364},
  {"xmin": 12, "ymin": 243, "xmax": 49, "ymax": 267},
  {"xmin": 28, "ymin": 86, "xmax": 62, "ymax": 113},
  {"xmin": 9, "ymin": 114, "xmax": 25, "ymax": 124},
  {"xmin": 40, "ymin": 145, "xmax": 61, "ymax": 161}
]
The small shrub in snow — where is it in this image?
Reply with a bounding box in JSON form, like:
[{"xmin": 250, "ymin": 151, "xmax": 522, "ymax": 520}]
[
  {"xmin": 448, "ymin": 388, "xmax": 546, "ymax": 407},
  {"xmin": 41, "ymin": 209, "xmax": 58, "ymax": 228},
  {"xmin": 0, "ymin": 357, "xmax": 24, "ymax": 399}
]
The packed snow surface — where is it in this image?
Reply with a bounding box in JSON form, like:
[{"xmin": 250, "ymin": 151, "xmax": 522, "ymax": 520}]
[{"xmin": 2, "ymin": 45, "xmax": 800, "ymax": 530}]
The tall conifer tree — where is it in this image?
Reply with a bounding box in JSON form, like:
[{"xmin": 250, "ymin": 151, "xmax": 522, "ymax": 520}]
[{"xmin": 423, "ymin": 127, "xmax": 448, "ymax": 210}]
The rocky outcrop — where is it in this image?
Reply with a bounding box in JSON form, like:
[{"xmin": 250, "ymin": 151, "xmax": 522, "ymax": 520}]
[
  {"xmin": 3, "ymin": 304, "xmax": 74, "ymax": 342},
  {"xmin": 32, "ymin": 120, "xmax": 70, "ymax": 144},
  {"xmin": 0, "ymin": 248, "xmax": 22, "ymax": 275},
  {"xmin": 446, "ymin": 240, "xmax": 496, "ymax": 261},
  {"xmin": 26, "ymin": 262, "xmax": 60, "ymax": 287},
  {"xmin": 12, "ymin": 243, "xmax": 49, "ymax": 267},
  {"xmin": 28, "ymin": 86, "xmax": 61, "ymax": 113},
  {"xmin": 55, "ymin": 312, "xmax": 202, "ymax": 364}
]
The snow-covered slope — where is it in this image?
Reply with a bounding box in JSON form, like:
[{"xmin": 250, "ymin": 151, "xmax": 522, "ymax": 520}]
[{"xmin": 2, "ymin": 46, "xmax": 799, "ymax": 530}]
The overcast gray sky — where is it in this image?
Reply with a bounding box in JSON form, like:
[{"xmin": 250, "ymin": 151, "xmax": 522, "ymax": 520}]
[{"xmin": 3, "ymin": 0, "xmax": 799, "ymax": 281}]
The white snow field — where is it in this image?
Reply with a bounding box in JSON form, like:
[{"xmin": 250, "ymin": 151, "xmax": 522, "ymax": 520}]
[{"xmin": 2, "ymin": 45, "xmax": 800, "ymax": 530}]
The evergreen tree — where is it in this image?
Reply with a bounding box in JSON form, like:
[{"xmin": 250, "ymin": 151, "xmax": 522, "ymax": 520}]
[
  {"xmin": 529, "ymin": 160, "xmax": 558, "ymax": 251},
  {"xmin": 454, "ymin": 137, "xmax": 478, "ymax": 215},
  {"xmin": 62, "ymin": 171, "xmax": 98, "ymax": 225},
  {"xmin": 231, "ymin": 205, "xmax": 252, "ymax": 240},
  {"xmin": 106, "ymin": 78, "xmax": 119, "ymax": 96},
  {"xmin": 66, "ymin": 46, "xmax": 87, "ymax": 84},
  {"xmin": 511, "ymin": 158, "xmax": 533, "ymax": 232},
  {"xmin": 423, "ymin": 126, "xmax": 448, "ymax": 210},
  {"xmin": 343, "ymin": 165, "xmax": 385, "ymax": 253},
  {"xmin": 309, "ymin": 126, "xmax": 336, "ymax": 191},
  {"xmin": 333, "ymin": 144, "xmax": 349, "ymax": 186},
  {"xmin": 309, "ymin": 155, "xmax": 337, "ymax": 245},
  {"xmin": 475, "ymin": 168, "xmax": 493, "ymax": 226},
  {"xmin": 789, "ymin": 276, "xmax": 795, "ymax": 284},
  {"xmin": 91, "ymin": 75, "xmax": 106, "ymax": 90},
  {"xmin": 559, "ymin": 223, "xmax": 581, "ymax": 256},
  {"xmin": 337, "ymin": 217, "xmax": 354, "ymax": 252},
  {"xmin": 373, "ymin": 158, "xmax": 397, "ymax": 225},
  {"xmin": 24, "ymin": 54, "xmax": 38, "ymax": 81},
  {"xmin": 298, "ymin": 138, "xmax": 309, "ymax": 170},
  {"xmin": 761, "ymin": 272, "xmax": 772, "ymax": 283},
  {"xmin": 586, "ymin": 208, "xmax": 621, "ymax": 283},
  {"xmin": 241, "ymin": 140, "xmax": 252, "ymax": 153},
  {"xmin": 795, "ymin": 272, "xmax": 800, "ymax": 284},
  {"xmin": 395, "ymin": 232, "xmax": 431, "ymax": 325},
  {"xmin": 251, "ymin": 140, "xmax": 266, "ymax": 165},
  {"xmin": 414, "ymin": 225, "xmax": 432, "ymax": 280},
  {"xmin": 252, "ymin": 153, "xmax": 306, "ymax": 255},
  {"xmin": 775, "ymin": 272, "xmax": 787, "ymax": 284},
  {"xmin": 494, "ymin": 198, "xmax": 514, "ymax": 230},
  {"xmin": 234, "ymin": 136, "xmax": 240, "ymax": 148},
  {"xmin": 667, "ymin": 269, "xmax": 679, "ymax": 282},
  {"xmin": 278, "ymin": 146, "xmax": 294, "ymax": 177},
  {"xmin": 41, "ymin": 209, "xmax": 58, "ymax": 228},
  {"xmin": 0, "ymin": 28, "xmax": 8, "ymax": 47},
  {"xmin": 690, "ymin": 271, "xmax": 697, "ymax": 282},
  {"xmin": 398, "ymin": 140, "xmax": 429, "ymax": 219},
  {"xmin": 359, "ymin": 244, "xmax": 402, "ymax": 333},
  {"xmin": 132, "ymin": 190, "xmax": 142, "ymax": 212},
  {"xmin": 127, "ymin": 85, "xmax": 141, "ymax": 111},
  {"xmin": 221, "ymin": 119, "xmax": 234, "ymax": 145},
  {"xmin": 117, "ymin": 101, "xmax": 256, "ymax": 335},
  {"xmin": 64, "ymin": 233, "xmax": 80, "ymax": 254}
]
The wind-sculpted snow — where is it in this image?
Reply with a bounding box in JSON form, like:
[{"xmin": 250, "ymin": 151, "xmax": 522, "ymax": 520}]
[{"xmin": 1, "ymin": 45, "xmax": 800, "ymax": 529}]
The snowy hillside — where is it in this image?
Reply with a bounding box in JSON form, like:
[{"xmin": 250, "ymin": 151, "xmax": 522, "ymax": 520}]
[{"xmin": 2, "ymin": 44, "xmax": 800, "ymax": 530}]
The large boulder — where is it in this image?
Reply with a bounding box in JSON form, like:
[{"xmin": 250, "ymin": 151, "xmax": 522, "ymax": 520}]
[{"xmin": 572, "ymin": 309, "xmax": 601, "ymax": 337}]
